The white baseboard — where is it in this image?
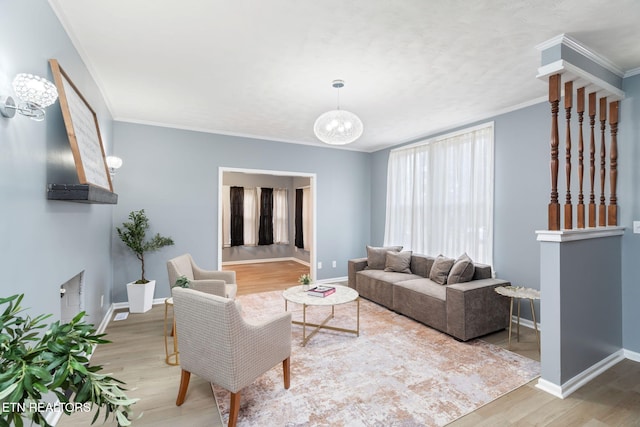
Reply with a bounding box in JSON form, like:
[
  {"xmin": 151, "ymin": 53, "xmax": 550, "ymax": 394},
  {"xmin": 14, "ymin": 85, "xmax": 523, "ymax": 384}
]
[
  {"xmin": 511, "ymin": 316, "xmax": 541, "ymax": 332},
  {"xmin": 317, "ymin": 276, "xmax": 348, "ymax": 284},
  {"xmin": 624, "ymin": 348, "xmax": 640, "ymax": 362},
  {"xmin": 535, "ymin": 349, "xmax": 626, "ymax": 398},
  {"xmin": 222, "ymin": 257, "xmax": 310, "ymax": 266}
]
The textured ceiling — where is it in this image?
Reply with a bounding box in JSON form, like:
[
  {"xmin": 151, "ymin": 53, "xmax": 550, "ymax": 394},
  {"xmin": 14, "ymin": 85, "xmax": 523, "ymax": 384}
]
[{"xmin": 48, "ymin": 0, "xmax": 640, "ymax": 152}]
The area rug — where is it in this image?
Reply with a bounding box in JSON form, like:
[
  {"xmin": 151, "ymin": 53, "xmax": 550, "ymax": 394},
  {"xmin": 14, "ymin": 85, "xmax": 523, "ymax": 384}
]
[{"xmin": 212, "ymin": 289, "xmax": 540, "ymax": 426}]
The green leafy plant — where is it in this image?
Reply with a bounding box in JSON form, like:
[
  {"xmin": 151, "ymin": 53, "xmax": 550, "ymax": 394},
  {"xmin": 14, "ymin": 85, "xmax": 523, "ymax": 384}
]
[
  {"xmin": 298, "ymin": 274, "xmax": 312, "ymax": 285},
  {"xmin": 116, "ymin": 209, "xmax": 174, "ymax": 284},
  {"xmin": 173, "ymin": 275, "xmax": 190, "ymax": 288},
  {"xmin": 0, "ymin": 294, "xmax": 138, "ymax": 427}
]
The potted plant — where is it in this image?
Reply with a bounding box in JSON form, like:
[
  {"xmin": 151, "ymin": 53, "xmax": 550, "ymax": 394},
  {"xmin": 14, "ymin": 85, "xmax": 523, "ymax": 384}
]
[
  {"xmin": 298, "ymin": 273, "xmax": 312, "ymax": 291},
  {"xmin": 116, "ymin": 209, "xmax": 174, "ymax": 313},
  {"xmin": 0, "ymin": 294, "xmax": 138, "ymax": 426}
]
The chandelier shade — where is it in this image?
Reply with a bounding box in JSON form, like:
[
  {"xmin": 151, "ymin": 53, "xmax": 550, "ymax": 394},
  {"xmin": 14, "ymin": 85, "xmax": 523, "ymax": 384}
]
[
  {"xmin": 313, "ymin": 79, "xmax": 363, "ymax": 145},
  {"xmin": 313, "ymin": 109, "xmax": 364, "ymax": 145}
]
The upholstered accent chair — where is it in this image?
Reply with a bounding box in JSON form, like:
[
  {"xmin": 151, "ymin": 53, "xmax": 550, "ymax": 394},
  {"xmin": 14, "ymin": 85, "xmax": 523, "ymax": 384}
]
[
  {"xmin": 167, "ymin": 253, "xmax": 237, "ymax": 299},
  {"xmin": 172, "ymin": 287, "xmax": 292, "ymax": 427}
]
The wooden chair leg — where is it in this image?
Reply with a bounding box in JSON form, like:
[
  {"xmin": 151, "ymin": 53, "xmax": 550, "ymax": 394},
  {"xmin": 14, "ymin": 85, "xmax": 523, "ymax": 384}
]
[
  {"xmin": 283, "ymin": 357, "xmax": 290, "ymax": 389},
  {"xmin": 176, "ymin": 369, "xmax": 191, "ymax": 406},
  {"xmin": 229, "ymin": 391, "xmax": 241, "ymax": 427}
]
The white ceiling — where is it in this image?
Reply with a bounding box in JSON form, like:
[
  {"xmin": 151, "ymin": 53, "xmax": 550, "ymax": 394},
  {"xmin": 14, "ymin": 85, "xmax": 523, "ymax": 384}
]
[{"xmin": 48, "ymin": 0, "xmax": 640, "ymax": 152}]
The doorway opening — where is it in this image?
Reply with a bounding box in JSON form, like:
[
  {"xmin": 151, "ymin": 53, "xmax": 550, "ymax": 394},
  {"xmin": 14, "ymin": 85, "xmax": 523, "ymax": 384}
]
[{"xmin": 218, "ymin": 167, "xmax": 317, "ymax": 291}]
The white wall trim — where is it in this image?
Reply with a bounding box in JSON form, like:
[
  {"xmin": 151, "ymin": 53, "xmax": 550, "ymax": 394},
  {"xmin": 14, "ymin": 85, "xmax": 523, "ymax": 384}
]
[
  {"xmin": 536, "ymin": 350, "xmax": 626, "ymax": 398},
  {"xmin": 511, "ymin": 316, "xmax": 541, "ymax": 332},
  {"xmin": 537, "ymin": 60, "xmax": 625, "ymax": 101},
  {"xmin": 535, "ymin": 34, "xmax": 625, "ymax": 77},
  {"xmin": 536, "ymin": 226, "xmax": 625, "ymax": 242},
  {"xmin": 624, "ymin": 349, "xmax": 640, "ymax": 362},
  {"xmin": 624, "ymin": 67, "xmax": 640, "ymax": 78},
  {"xmin": 96, "ymin": 304, "xmax": 115, "ymax": 335}
]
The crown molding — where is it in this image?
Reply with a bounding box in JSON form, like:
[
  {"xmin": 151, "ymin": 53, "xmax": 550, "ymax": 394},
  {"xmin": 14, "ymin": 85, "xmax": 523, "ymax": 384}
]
[{"xmin": 536, "ymin": 33, "xmax": 625, "ymax": 78}]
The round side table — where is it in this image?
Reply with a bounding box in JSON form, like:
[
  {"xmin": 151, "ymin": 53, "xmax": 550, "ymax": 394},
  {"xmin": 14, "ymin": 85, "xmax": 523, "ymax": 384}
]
[
  {"xmin": 164, "ymin": 297, "xmax": 179, "ymax": 365},
  {"xmin": 494, "ymin": 286, "xmax": 540, "ymax": 353}
]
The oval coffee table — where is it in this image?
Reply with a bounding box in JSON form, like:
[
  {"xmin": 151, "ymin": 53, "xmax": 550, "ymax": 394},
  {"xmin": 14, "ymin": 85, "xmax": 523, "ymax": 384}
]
[{"xmin": 282, "ymin": 284, "xmax": 359, "ymax": 346}]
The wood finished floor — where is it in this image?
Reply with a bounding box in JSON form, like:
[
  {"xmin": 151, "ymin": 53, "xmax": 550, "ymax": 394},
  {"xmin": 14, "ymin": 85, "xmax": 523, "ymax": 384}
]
[{"xmin": 58, "ymin": 261, "xmax": 640, "ymax": 426}]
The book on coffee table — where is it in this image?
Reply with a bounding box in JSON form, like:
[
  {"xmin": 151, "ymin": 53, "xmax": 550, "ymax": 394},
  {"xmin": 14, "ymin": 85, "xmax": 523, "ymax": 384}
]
[{"xmin": 307, "ymin": 285, "xmax": 336, "ymax": 297}]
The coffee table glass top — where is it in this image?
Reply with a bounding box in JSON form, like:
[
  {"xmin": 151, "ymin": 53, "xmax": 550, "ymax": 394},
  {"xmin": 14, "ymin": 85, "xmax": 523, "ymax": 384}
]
[{"xmin": 283, "ymin": 284, "xmax": 358, "ymax": 306}]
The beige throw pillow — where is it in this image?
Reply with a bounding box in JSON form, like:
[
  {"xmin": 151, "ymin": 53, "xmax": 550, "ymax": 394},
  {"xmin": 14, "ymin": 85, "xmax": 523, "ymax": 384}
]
[
  {"xmin": 447, "ymin": 253, "xmax": 475, "ymax": 284},
  {"xmin": 366, "ymin": 245, "xmax": 402, "ymax": 270},
  {"xmin": 429, "ymin": 255, "xmax": 455, "ymax": 285},
  {"xmin": 384, "ymin": 251, "xmax": 412, "ymax": 273}
]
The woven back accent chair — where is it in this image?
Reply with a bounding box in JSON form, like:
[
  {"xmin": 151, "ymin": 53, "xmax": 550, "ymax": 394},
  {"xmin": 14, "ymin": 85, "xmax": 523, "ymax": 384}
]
[
  {"xmin": 167, "ymin": 253, "xmax": 237, "ymax": 299},
  {"xmin": 172, "ymin": 287, "xmax": 292, "ymax": 427}
]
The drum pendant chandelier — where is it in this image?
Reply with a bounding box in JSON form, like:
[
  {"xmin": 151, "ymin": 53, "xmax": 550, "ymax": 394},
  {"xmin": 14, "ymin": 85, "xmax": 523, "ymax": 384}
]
[{"xmin": 313, "ymin": 80, "xmax": 363, "ymax": 145}]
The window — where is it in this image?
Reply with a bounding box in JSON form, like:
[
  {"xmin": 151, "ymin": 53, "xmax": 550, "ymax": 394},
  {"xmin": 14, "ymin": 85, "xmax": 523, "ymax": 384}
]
[{"xmin": 384, "ymin": 122, "xmax": 494, "ymax": 265}]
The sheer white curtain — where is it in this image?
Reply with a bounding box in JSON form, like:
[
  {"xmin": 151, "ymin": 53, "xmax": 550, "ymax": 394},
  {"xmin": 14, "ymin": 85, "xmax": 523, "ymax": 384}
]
[
  {"xmin": 302, "ymin": 187, "xmax": 312, "ymax": 251},
  {"xmin": 273, "ymin": 188, "xmax": 289, "ymax": 244},
  {"xmin": 384, "ymin": 122, "xmax": 494, "ymax": 265},
  {"xmin": 243, "ymin": 188, "xmax": 259, "ymax": 246}
]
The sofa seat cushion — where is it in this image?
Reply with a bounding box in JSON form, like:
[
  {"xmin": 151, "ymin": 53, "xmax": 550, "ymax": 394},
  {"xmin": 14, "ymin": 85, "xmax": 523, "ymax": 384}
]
[
  {"xmin": 394, "ymin": 278, "xmax": 447, "ymax": 301},
  {"xmin": 355, "ymin": 270, "xmax": 422, "ymax": 308},
  {"xmin": 392, "ymin": 278, "xmax": 447, "ymax": 333}
]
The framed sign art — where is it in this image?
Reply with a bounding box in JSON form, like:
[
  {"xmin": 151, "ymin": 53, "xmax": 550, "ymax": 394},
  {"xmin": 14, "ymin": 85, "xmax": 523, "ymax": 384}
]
[{"xmin": 49, "ymin": 58, "xmax": 112, "ymax": 191}]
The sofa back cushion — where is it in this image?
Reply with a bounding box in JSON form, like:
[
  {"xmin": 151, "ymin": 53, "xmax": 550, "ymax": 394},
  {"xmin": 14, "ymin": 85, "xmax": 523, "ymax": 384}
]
[
  {"xmin": 409, "ymin": 254, "xmax": 434, "ymax": 278},
  {"xmin": 429, "ymin": 255, "xmax": 456, "ymax": 285},
  {"xmin": 447, "ymin": 253, "xmax": 475, "ymax": 284},
  {"xmin": 384, "ymin": 251, "xmax": 413, "ymax": 273},
  {"xmin": 472, "ymin": 263, "xmax": 493, "ymax": 280},
  {"xmin": 366, "ymin": 245, "xmax": 402, "ymax": 270}
]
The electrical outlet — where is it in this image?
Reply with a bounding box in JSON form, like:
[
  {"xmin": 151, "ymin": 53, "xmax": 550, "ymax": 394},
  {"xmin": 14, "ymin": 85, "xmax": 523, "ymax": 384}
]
[
  {"xmin": 100, "ymin": 294, "xmax": 104, "ymax": 307},
  {"xmin": 634, "ymin": 221, "xmax": 640, "ymax": 234},
  {"xmin": 318, "ymin": 262, "xmax": 323, "ymax": 269},
  {"xmin": 332, "ymin": 260, "xmax": 337, "ymax": 268}
]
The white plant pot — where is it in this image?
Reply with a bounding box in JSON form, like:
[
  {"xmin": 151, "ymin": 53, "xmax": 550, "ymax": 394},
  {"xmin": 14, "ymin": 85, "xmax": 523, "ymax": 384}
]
[{"xmin": 126, "ymin": 280, "xmax": 156, "ymax": 313}]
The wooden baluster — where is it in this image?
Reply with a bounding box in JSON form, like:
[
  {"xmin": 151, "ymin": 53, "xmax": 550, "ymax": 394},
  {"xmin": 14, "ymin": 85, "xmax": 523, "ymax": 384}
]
[
  {"xmin": 577, "ymin": 87, "xmax": 585, "ymax": 228},
  {"xmin": 588, "ymin": 93, "xmax": 597, "ymax": 227},
  {"xmin": 608, "ymin": 101, "xmax": 619, "ymax": 226},
  {"xmin": 599, "ymin": 97, "xmax": 607, "ymax": 227},
  {"xmin": 548, "ymin": 74, "xmax": 561, "ymax": 231},
  {"xmin": 564, "ymin": 81, "xmax": 573, "ymax": 229}
]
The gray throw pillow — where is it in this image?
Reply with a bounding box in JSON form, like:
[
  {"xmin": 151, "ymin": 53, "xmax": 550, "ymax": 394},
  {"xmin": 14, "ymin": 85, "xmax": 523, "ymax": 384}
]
[
  {"xmin": 447, "ymin": 253, "xmax": 475, "ymax": 284},
  {"xmin": 366, "ymin": 245, "xmax": 402, "ymax": 270},
  {"xmin": 429, "ymin": 254, "xmax": 455, "ymax": 285},
  {"xmin": 384, "ymin": 251, "xmax": 412, "ymax": 273}
]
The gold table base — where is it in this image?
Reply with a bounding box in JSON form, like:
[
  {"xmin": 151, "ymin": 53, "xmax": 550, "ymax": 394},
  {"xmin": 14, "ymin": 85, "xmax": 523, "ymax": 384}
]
[{"xmin": 285, "ymin": 298, "xmax": 360, "ymax": 347}]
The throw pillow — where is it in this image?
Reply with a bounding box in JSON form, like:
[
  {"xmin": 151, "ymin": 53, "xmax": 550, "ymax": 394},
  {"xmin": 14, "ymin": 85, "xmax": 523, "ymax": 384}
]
[
  {"xmin": 384, "ymin": 251, "xmax": 413, "ymax": 273},
  {"xmin": 429, "ymin": 255, "xmax": 455, "ymax": 285},
  {"xmin": 366, "ymin": 245, "xmax": 402, "ymax": 270},
  {"xmin": 447, "ymin": 252, "xmax": 475, "ymax": 284}
]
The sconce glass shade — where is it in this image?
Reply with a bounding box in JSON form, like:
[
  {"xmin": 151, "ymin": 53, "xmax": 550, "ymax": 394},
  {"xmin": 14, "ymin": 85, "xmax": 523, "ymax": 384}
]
[
  {"xmin": 106, "ymin": 156, "xmax": 123, "ymax": 176},
  {"xmin": 13, "ymin": 74, "xmax": 58, "ymax": 108},
  {"xmin": 106, "ymin": 156, "xmax": 123, "ymax": 170},
  {"xmin": 313, "ymin": 109, "xmax": 364, "ymax": 145}
]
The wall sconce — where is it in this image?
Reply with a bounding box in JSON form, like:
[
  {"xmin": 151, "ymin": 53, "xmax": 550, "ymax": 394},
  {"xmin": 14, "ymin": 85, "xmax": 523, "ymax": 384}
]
[
  {"xmin": 0, "ymin": 73, "xmax": 59, "ymax": 121},
  {"xmin": 106, "ymin": 156, "xmax": 123, "ymax": 177}
]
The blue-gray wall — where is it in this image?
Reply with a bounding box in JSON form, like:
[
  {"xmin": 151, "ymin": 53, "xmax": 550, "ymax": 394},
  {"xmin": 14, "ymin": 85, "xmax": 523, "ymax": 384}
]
[
  {"xmin": 111, "ymin": 122, "xmax": 371, "ymax": 303},
  {"xmin": 620, "ymin": 74, "xmax": 640, "ymax": 353},
  {"xmin": 0, "ymin": 1, "xmax": 115, "ymax": 324}
]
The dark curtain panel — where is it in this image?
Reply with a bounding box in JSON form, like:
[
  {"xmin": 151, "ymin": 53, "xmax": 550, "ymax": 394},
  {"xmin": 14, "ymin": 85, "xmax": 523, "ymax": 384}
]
[
  {"xmin": 258, "ymin": 188, "xmax": 274, "ymax": 245},
  {"xmin": 295, "ymin": 188, "xmax": 304, "ymax": 249},
  {"xmin": 230, "ymin": 186, "xmax": 244, "ymax": 246}
]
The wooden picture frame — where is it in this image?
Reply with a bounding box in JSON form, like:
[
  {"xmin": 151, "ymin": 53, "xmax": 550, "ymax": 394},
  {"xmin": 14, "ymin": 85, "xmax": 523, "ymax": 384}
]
[{"xmin": 49, "ymin": 59, "xmax": 113, "ymax": 192}]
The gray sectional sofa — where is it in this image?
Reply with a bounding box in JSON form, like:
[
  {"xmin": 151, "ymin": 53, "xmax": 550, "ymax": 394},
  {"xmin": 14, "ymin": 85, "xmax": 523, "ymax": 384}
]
[{"xmin": 348, "ymin": 249, "xmax": 510, "ymax": 341}]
